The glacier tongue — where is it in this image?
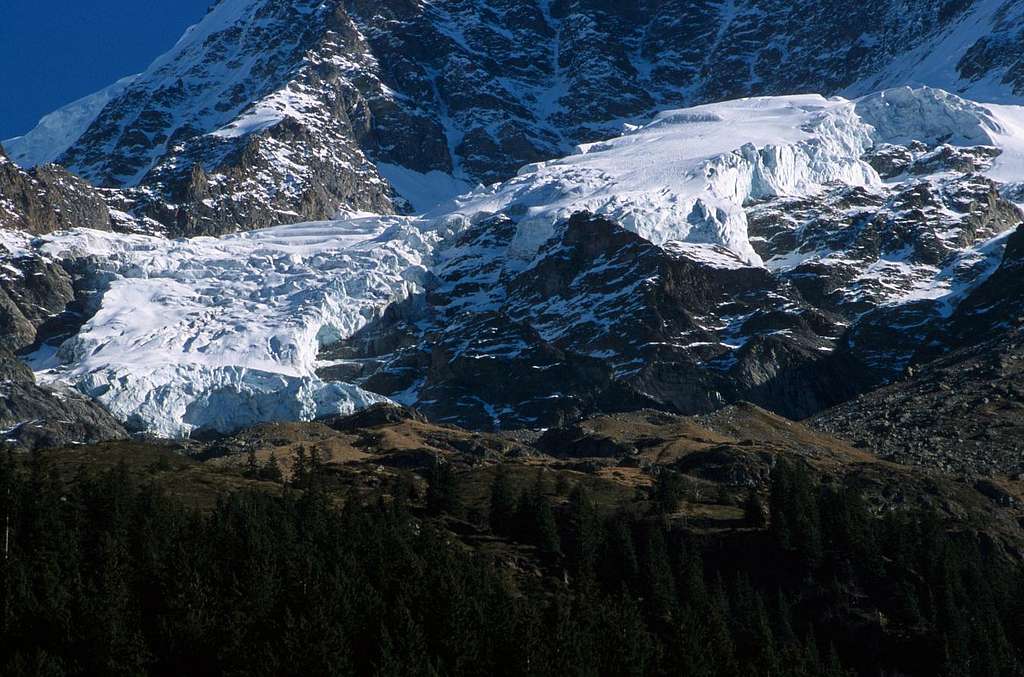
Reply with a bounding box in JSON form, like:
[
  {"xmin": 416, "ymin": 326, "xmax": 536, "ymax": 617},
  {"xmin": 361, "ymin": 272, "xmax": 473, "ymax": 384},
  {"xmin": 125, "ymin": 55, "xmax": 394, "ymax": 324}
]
[
  {"xmin": 29, "ymin": 217, "xmax": 456, "ymax": 438},
  {"xmin": 435, "ymin": 88, "xmax": 1024, "ymax": 269}
]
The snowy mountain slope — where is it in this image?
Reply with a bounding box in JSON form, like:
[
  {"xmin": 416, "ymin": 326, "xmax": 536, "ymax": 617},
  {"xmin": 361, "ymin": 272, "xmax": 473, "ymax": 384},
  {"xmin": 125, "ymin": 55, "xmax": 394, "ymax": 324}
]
[
  {"xmin": 439, "ymin": 94, "xmax": 877, "ymax": 266},
  {"xmin": 429, "ymin": 88, "xmax": 1024, "ymax": 266},
  {"xmin": 4, "ymin": 87, "xmax": 1020, "ymax": 436},
  {"xmin": 2, "ymin": 74, "xmax": 138, "ymax": 169},
  {"xmin": 321, "ymin": 88, "xmax": 1024, "ymax": 426},
  {"xmin": 45, "ymin": 0, "xmax": 399, "ymax": 235},
  {"xmin": 8, "ymin": 0, "xmax": 1024, "ymax": 238},
  {"xmin": 845, "ymin": 0, "xmax": 1024, "ymax": 102}
]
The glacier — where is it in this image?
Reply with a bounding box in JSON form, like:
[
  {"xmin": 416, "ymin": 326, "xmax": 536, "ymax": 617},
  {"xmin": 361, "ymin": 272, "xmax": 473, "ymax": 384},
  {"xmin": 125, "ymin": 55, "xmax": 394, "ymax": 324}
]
[
  {"xmin": 24, "ymin": 217, "xmax": 454, "ymax": 438},
  {"xmin": 8, "ymin": 86, "xmax": 1024, "ymax": 438},
  {"xmin": 435, "ymin": 87, "xmax": 1024, "ymax": 267}
]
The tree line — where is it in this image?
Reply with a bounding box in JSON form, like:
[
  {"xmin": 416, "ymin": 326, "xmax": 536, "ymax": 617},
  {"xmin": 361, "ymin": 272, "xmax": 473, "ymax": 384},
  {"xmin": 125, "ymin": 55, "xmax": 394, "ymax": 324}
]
[{"xmin": 0, "ymin": 451, "xmax": 1021, "ymax": 675}]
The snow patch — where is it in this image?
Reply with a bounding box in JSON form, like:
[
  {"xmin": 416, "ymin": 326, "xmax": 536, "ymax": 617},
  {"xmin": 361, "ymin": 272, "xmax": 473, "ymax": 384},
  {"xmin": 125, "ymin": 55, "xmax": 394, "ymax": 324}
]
[{"xmin": 376, "ymin": 163, "xmax": 474, "ymax": 213}]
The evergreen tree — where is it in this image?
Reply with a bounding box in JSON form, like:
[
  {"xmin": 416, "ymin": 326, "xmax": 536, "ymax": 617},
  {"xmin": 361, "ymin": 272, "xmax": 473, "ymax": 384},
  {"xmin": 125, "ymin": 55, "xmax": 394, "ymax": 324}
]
[
  {"xmin": 514, "ymin": 472, "xmax": 561, "ymax": 556},
  {"xmin": 0, "ymin": 448, "xmax": 1020, "ymax": 676},
  {"xmin": 600, "ymin": 513, "xmax": 640, "ymax": 593},
  {"xmin": 638, "ymin": 526, "xmax": 676, "ymax": 621},
  {"xmin": 426, "ymin": 457, "xmax": 461, "ymax": 516},
  {"xmin": 259, "ymin": 452, "xmax": 284, "ymax": 483},
  {"xmin": 565, "ymin": 484, "xmax": 600, "ymax": 578},
  {"xmin": 245, "ymin": 446, "xmax": 258, "ymax": 479},
  {"xmin": 292, "ymin": 445, "xmax": 309, "ymax": 487},
  {"xmin": 652, "ymin": 469, "xmax": 685, "ymax": 514},
  {"xmin": 769, "ymin": 458, "xmax": 822, "ymax": 566},
  {"xmin": 489, "ymin": 465, "xmax": 516, "ymax": 535},
  {"xmin": 743, "ymin": 488, "xmax": 767, "ymax": 528}
]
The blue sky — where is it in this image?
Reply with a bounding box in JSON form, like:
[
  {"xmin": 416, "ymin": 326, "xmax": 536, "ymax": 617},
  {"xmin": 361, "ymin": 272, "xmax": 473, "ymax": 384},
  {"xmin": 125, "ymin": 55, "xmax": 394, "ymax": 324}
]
[{"xmin": 0, "ymin": 1, "xmax": 212, "ymax": 139}]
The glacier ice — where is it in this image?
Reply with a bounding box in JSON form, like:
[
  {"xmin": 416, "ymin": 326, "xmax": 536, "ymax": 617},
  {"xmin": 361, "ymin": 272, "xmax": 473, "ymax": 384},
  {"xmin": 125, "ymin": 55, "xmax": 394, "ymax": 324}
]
[
  {"xmin": 439, "ymin": 94, "xmax": 883, "ymax": 267},
  {"xmin": 27, "ymin": 217, "xmax": 457, "ymax": 438}
]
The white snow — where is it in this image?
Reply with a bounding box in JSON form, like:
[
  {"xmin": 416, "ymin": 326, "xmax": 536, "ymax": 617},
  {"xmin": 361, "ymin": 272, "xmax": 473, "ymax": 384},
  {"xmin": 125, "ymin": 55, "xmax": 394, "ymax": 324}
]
[
  {"xmin": 2, "ymin": 75, "xmax": 138, "ymax": 169},
  {"xmin": 210, "ymin": 88, "xmax": 323, "ymax": 140},
  {"xmin": 433, "ymin": 88, "xmax": 1024, "ymax": 270},
  {"xmin": 0, "ymin": 229, "xmax": 33, "ymax": 259},
  {"xmin": 376, "ymin": 163, "xmax": 474, "ymax": 213},
  {"xmin": 25, "ymin": 216, "xmax": 463, "ymax": 438},
  {"xmin": 983, "ymin": 103, "xmax": 1024, "ymax": 184},
  {"xmin": 437, "ymin": 94, "xmax": 883, "ymax": 267}
]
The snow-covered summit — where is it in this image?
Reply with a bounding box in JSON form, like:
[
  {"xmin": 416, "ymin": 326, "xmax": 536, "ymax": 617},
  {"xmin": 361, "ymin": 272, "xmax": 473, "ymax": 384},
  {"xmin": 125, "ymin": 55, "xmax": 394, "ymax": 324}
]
[{"xmin": 2, "ymin": 75, "xmax": 138, "ymax": 169}]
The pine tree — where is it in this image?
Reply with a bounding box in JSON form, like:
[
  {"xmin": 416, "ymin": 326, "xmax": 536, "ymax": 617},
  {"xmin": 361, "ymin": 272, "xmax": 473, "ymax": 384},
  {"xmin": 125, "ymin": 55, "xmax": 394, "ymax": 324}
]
[
  {"xmin": 743, "ymin": 488, "xmax": 767, "ymax": 529},
  {"xmin": 245, "ymin": 446, "xmax": 258, "ymax": 479},
  {"xmin": 426, "ymin": 457, "xmax": 461, "ymax": 516},
  {"xmin": 489, "ymin": 465, "xmax": 517, "ymax": 535},
  {"xmin": 259, "ymin": 453, "xmax": 284, "ymax": 483},
  {"xmin": 513, "ymin": 472, "xmax": 561, "ymax": 556},
  {"xmin": 769, "ymin": 458, "xmax": 822, "ymax": 566},
  {"xmin": 293, "ymin": 445, "xmax": 309, "ymax": 487},
  {"xmin": 565, "ymin": 484, "xmax": 600, "ymax": 578},
  {"xmin": 652, "ymin": 469, "xmax": 685, "ymax": 514},
  {"xmin": 0, "ymin": 451, "xmax": 14, "ymax": 562},
  {"xmin": 600, "ymin": 513, "xmax": 639, "ymax": 592},
  {"xmin": 639, "ymin": 526, "xmax": 676, "ymax": 621},
  {"xmin": 554, "ymin": 473, "xmax": 571, "ymax": 496}
]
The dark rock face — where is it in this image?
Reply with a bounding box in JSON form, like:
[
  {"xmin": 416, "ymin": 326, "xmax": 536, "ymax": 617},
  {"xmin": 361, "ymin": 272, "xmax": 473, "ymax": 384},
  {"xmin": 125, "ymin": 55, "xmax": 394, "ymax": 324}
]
[
  {"xmin": 918, "ymin": 224, "xmax": 1024, "ymax": 358},
  {"xmin": 55, "ymin": 1, "xmax": 398, "ymax": 237},
  {"xmin": 0, "ymin": 147, "xmax": 110, "ymax": 234},
  {"xmin": 321, "ymin": 402, "xmax": 428, "ymax": 432},
  {"xmin": 956, "ymin": 9, "xmax": 1024, "ymax": 96},
  {"xmin": 316, "ymin": 133, "xmax": 1022, "ymax": 432},
  {"xmin": 0, "ymin": 348, "xmax": 128, "ymax": 452},
  {"xmin": 325, "ymin": 213, "xmax": 851, "ymax": 428},
  {"xmin": 0, "ymin": 256, "xmax": 74, "ymax": 351},
  {"xmin": 1, "ymin": 0, "xmax": 1022, "ymax": 447},
  {"xmin": 814, "ymin": 222, "xmax": 1024, "ymax": 475},
  {"xmin": 0, "ymin": 252, "xmax": 124, "ymax": 451},
  {"xmin": 747, "ymin": 155, "xmax": 1022, "ymax": 389},
  {"xmin": 814, "ymin": 332, "xmax": 1024, "ymax": 476}
]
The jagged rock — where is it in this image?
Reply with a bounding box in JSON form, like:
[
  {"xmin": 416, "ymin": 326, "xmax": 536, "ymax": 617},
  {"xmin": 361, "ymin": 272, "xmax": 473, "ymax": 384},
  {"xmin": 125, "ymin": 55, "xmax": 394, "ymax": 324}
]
[
  {"xmin": 2, "ymin": 87, "xmax": 1020, "ymax": 438},
  {"xmin": 0, "ymin": 145, "xmax": 110, "ymax": 234},
  {"xmin": 321, "ymin": 403, "xmax": 428, "ymax": 432},
  {"xmin": 0, "ymin": 348, "xmax": 127, "ymax": 451},
  {"xmin": 918, "ymin": 224, "xmax": 1024, "ymax": 358},
  {"xmin": 813, "ymin": 332, "xmax": 1024, "ymax": 476},
  {"xmin": 0, "ymin": 254, "xmax": 75, "ymax": 351},
  {"xmin": 331, "ymin": 213, "xmax": 848, "ymax": 428}
]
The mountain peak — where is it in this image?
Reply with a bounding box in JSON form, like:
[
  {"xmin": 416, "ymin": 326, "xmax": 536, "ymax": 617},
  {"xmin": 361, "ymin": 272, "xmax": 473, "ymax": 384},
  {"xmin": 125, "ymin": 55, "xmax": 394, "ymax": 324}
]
[{"xmin": 7, "ymin": 0, "xmax": 1024, "ymax": 238}]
